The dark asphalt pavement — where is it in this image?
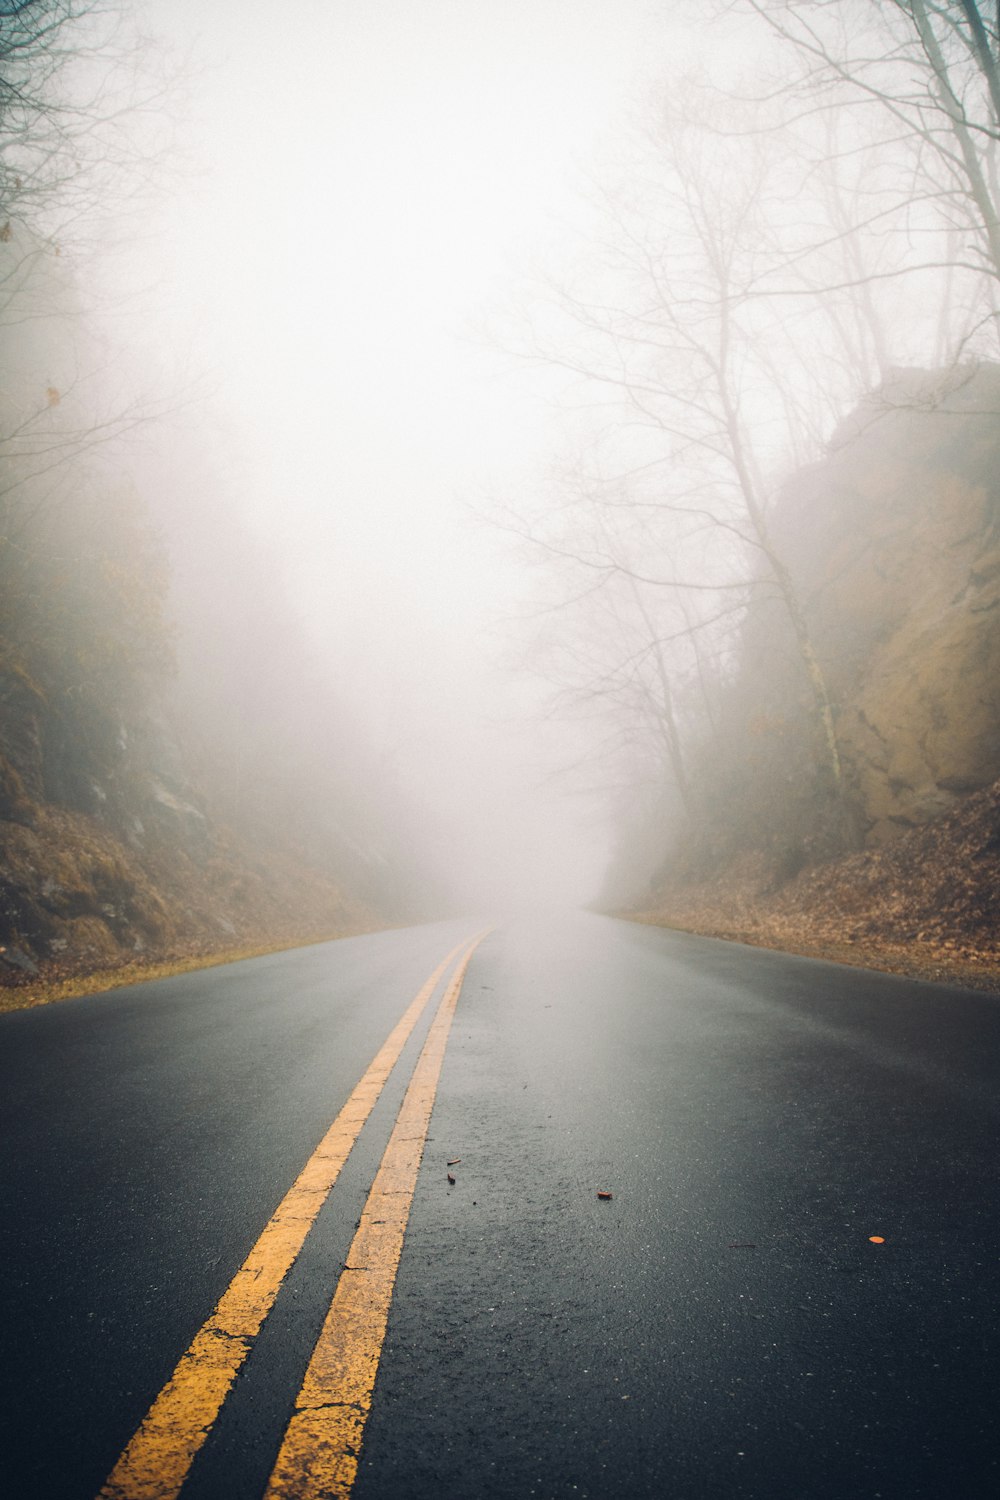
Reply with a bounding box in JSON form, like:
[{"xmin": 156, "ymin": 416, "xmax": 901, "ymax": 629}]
[{"xmin": 1, "ymin": 912, "xmax": 998, "ymax": 1499}]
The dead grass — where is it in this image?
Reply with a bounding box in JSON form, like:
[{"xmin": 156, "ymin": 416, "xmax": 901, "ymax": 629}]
[
  {"xmin": 626, "ymin": 909, "xmax": 1000, "ymax": 994},
  {"xmin": 0, "ymin": 798, "xmax": 390, "ymax": 1012},
  {"xmin": 629, "ymin": 780, "xmax": 1000, "ymax": 995}
]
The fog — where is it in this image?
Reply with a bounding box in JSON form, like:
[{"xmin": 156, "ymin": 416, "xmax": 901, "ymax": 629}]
[
  {"xmin": 85, "ymin": 0, "xmax": 688, "ymax": 913},
  {"xmin": 18, "ymin": 0, "xmax": 992, "ymax": 926}
]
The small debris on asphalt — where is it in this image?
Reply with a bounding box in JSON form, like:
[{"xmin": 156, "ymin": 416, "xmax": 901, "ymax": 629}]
[
  {"xmin": 729, "ymin": 1242, "xmax": 757, "ymax": 1249},
  {"xmin": 447, "ymin": 1158, "xmax": 461, "ymax": 1166},
  {"xmin": 597, "ymin": 1190, "xmax": 613, "ymax": 1200},
  {"xmin": 869, "ymin": 1235, "xmax": 885, "ymax": 1244},
  {"xmin": 447, "ymin": 1172, "xmax": 456, "ymax": 1185}
]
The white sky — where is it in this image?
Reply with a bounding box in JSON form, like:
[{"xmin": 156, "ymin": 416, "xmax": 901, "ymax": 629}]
[{"xmin": 106, "ymin": 0, "xmax": 688, "ymax": 907}]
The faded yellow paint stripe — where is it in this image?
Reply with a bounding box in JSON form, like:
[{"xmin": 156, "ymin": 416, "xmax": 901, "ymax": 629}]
[
  {"xmin": 98, "ymin": 937, "xmax": 472, "ymax": 1500},
  {"xmin": 262, "ymin": 933, "xmax": 488, "ymax": 1500}
]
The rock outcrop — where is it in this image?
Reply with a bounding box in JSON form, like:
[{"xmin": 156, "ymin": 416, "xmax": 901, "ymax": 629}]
[
  {"xmin": 726, "ymin": 362, "xmax": 1000, "ymax": 852},
  {"xmin": 637, "ymin": 365, "xmax": 1000, "ymax": 985},
  {"xmin": 787, "ymin": 363, "xmax": 1000, "ymax": 843},
  {"xmin": 0, "ymin": 645, "xmax": 374, "ymax": 979}
]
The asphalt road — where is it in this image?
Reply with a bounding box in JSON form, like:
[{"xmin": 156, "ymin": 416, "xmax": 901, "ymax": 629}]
[{"xmin": 1, "ymin": 912, "xmax": 998, "ymax": 1499}]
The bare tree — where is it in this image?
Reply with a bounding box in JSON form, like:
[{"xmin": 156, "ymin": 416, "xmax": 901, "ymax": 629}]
[
  {"xmin": 0, "ymin": 1, "xmax": 138, "ymax": 231},
  {"xmin": 0, "ymin": 0, "xmax": 171, "ymax": 550},
  {"xmin": 504, "ymin": 105, "xmax": 859, "ymax": 837},
  {"xmin": 729, "ymin": 0, "xmax": 1000, "ymax": 354},
  {"xmin": 0, "ymin": 0, "xmax": 173, "ymax": 738},
  {"xmin": 498, "ymin": 5, "xmax": 1000, "ymax": 874}
]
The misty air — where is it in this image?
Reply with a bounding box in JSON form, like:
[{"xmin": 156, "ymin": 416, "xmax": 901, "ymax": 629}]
[{"xmin": 1, "ymin": 3, "xmax": 999, "ymax": 1498}]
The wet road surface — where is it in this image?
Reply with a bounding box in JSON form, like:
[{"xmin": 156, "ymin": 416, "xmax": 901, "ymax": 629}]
[{"xmin": 1, "ymin": 912, "xmax": 998, "ymax": 1498}]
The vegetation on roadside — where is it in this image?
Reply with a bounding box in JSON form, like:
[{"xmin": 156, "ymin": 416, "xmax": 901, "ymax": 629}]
[{"xmin": 0, "ymin": 2, "xmax": 435, "ymax": 1004}]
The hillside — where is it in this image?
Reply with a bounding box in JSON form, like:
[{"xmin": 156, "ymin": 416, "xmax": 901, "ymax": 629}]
[
  {"xmin": 638, "ymin": 774, "xmax": 1000, "ymax": 991},
  {"xmin": 635, "ymin": 364, "xmax": 1000, "ymax": 989},
  {"xmin": 0, "ymin": 276, "xmax": 421, "ymax": 1002},
  {"xmin": 0, "ymin": 594, "xmax": 387, "ymax": 1002},
  {"xmin": 0, "ymin": 452, "xmax": 430, "ymax": 1002}
]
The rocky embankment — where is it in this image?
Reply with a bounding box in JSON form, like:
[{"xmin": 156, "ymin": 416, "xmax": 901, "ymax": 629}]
[
  {"xmin": 0, "ymin": 801, "xmax": 375, "ymax": 1006},
  {"xmin": 637, "ymin": 364, "xmax": 1000, "ymax": 988},
  {"xmin": 787, "ymin": 364, "xmax": 1000, "ymax": 843},
  {"xmin": 0, "ymin": 658, "xmax": 377, "ymax": 1005},
  {"xmin": 639, "ymin": 774, "xmax": 1000, "ymax": 992}
]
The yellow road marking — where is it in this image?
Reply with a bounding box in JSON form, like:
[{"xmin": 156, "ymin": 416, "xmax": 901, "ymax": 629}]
[
  {"xmin": 262, "ymin": 932, "xmax": 488, "ymax": 1500},
  {"xmin": 98, "ymin": 937, "xmax": 473, "ymax": 1500}
]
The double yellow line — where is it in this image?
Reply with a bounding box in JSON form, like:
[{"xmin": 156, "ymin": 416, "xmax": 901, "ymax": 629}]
[{"xmin": 99, "ymin": 931, "xmax": 489, "ymax": 1500}]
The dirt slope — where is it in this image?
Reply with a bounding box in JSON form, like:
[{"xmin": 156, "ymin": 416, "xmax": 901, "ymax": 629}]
[{"xmin": 637, "ymin": 776, "xmax": 1000, "ymax": 993}]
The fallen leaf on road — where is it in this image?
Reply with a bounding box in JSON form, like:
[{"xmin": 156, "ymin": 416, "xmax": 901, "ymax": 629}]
[
  {"xmin": 447, "ymin": 1158, "xmax": 461, "ymax": 1166},
  {"xmin": 869, "ymin": 1235, "xmax": 885, "ymax": 1244},
  {"xmin": 597, "ymin": 1190, "xmax": 613, "ymax": 1200}
]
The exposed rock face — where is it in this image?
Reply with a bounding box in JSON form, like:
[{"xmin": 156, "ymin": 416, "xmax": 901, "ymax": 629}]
[
  {"xmin": 773, "ymin": 363, "xmax": 1000, "ymax": 845},
  {"xmin": 0, "ymin": 654, "xmax": 45, "ymax": 820},
  {"xmin": 0, "ymin": 645, "xmax": 373, "ymax": 973}
]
